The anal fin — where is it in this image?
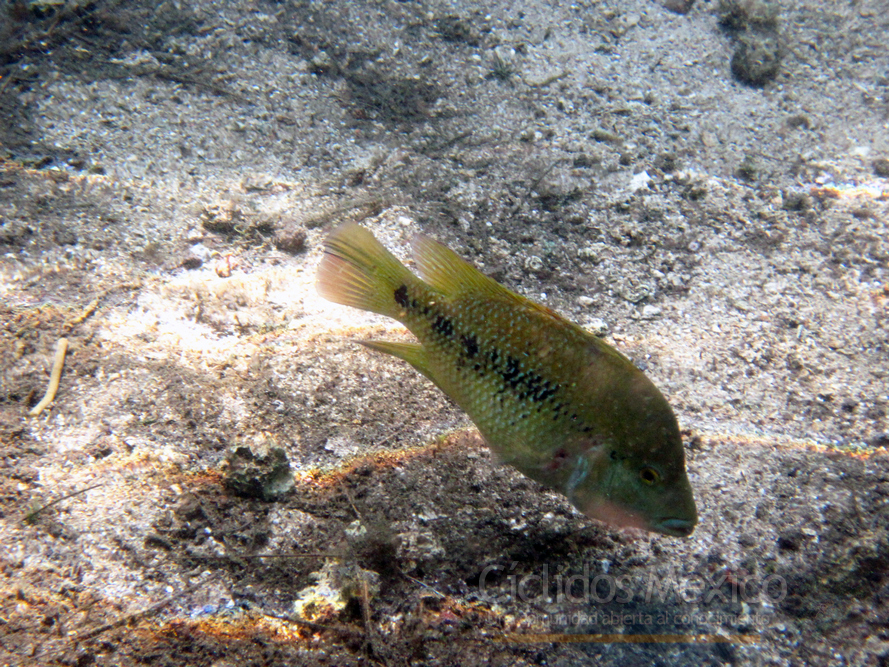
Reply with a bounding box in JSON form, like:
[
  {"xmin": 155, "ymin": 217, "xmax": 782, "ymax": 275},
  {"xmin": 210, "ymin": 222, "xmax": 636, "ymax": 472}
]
[{"xmin": 359, "ymin": 340, "xmax": 436, "ymax": 382}]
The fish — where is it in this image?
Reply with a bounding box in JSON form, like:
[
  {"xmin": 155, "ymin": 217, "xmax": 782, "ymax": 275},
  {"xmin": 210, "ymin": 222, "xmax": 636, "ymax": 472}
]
[{"xmin": 316, "ymin": 223, "xmax": 697, "ymax": 537}]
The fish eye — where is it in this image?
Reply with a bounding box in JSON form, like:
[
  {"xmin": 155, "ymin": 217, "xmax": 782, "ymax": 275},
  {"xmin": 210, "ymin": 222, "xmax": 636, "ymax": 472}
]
[{"xmin": 639, "ymin": 467, "xmax": 661, "ymax": 485}]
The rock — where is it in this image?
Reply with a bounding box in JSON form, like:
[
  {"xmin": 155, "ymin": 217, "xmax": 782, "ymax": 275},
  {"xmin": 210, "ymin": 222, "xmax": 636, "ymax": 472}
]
[
  {"xmin": 629, "ymin": 170, "xmax": 652, "ymax": 192},
  {"xmin": 873, "ymin": 158, "xmax": 889, "ymax": 178},
  {"xmin": 435, "ymin": 14, "xmax": 482, "ymax": 45},
  {"xmin": 181, "ymin": 243, "xmax": 210, "ymax": 269},
  {"xmin": 180, "ymin": 255, "xmax": 202, "ymax": 270},
  {"xmin": 731, "ymin": 32, "xmax": 782, "ymax": 86},
  {"xmin": 395, "ymin": 520, "xmax": 446, "ymax": 573},
  {"xmin": 273, "ymin": 223, "xmax": 307, "ymax": 254},
  {"xmin": 641, "ymin": 305, "xmax": 662, "ymax": 319},
  {"xmin": 291, "ymin": 561, "xmax": 380, "ymax": 621},
  {"xmin": 661, "ymin": 0, "xmax": 695, "ymax": 14},
  {"xmin": 777, "ymin": 529, "xmax": 804, "ymax": 551},
  {"xmin": 201, "ymin": 201, "xmax": 242, "ymax": 233},
  {"xmin": 585, "ymin": 318, "xmax": 609, "ymax": 336},
  {"xmin": 53, "ymin": 227, "xmax": 77, "ymax": 246},
  {"xmin": 738, "ymin": 533, "xmax": 757, "ymax": 547},
  {"xmin": 223, "ymin": 438, "xmax": 294, "ymax": 501},
  {"xmin": 718, "ymin": 0, "xmax": 780, "ymax": 32},
  {"xmin": 524, "ymin": 255, "xmax": 545, "ymax": 272}
]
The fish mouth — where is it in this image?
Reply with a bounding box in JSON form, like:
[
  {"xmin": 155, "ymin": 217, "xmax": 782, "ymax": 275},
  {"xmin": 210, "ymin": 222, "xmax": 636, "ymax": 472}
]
[
  {"xmin": 581, "ymin": 498, "xmax": 697, "ymax": 537},
  {"xmin": 652, "ymin": 517, "xmax": 696, "ymax": 537}
]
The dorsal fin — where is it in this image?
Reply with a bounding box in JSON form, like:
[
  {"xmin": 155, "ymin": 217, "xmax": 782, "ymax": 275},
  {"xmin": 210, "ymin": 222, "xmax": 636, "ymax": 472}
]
[
  {"xmin": 412, "ymin": 234, "xmax": 568, "ymax": 324},
  {"xmin": 412, "ymin": 234, "xmax": 517, "ymax": 301}
]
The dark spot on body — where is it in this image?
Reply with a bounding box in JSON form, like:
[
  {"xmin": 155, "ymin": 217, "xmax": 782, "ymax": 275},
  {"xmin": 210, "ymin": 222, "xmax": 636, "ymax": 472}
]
[
  {"xmin": 462, "ymin": 334, "xmax": 479, "ymax": 358},
  {"xmin": 535, "ymin": 382, "xmax": 557, "ymax": 402},
  {"xmin": 394, "ymin": 284, "xmax": 409, "ymax": 307},
  {"xmin": 394, "ymin": 284, "xmax": 422, "ymax": 311},
  {"xmin": 432, "ymin": 314, "xmax": 455, "ymax": 338},
  {"xmin": 484, "ymin": 352, "xmax": 563, "ymax": 406},
  {"xmin": 501, "ymin": 355, "xmax": 521, "ymax": 385}
]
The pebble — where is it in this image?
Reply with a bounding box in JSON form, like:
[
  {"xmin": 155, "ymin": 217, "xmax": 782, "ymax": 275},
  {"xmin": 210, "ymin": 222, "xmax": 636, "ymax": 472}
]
[
  {"xmin": 585, "ymin": 318, "xmax": 609, "ymax": 336},
  {"xmin": 273, "ymin": 224, "xmax": 307, "ymax": 254},
  {"xmin": 223, "ymin": 439, "xmax": 294, "ymax": 501},
  {"xmin": 524, "ymin": 255, "xmax": 545, "ymax": 272},
  {"xmin": 642, "ymin": 305, "xmax": 662, "ymax": 319},
  {"xmin": 731, "ymin": 32, "xmax": 781, "ymax": 86},
  {"xmin": 629, "ymin": 170, "xmax": 652, "ymax": 192}
]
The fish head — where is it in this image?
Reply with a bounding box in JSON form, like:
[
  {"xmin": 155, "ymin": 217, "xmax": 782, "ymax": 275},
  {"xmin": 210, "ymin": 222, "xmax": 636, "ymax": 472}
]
[
  {"xmin": 567, "ymin": 441, "xmax": 697, "ymax": 536},
  {"xmin": 567, "ymin": 374, "xmax": 698, "ymax": 537},
  {"xmin": 591, "ymin": 451, "xmax": 697, "ymax": 537}
]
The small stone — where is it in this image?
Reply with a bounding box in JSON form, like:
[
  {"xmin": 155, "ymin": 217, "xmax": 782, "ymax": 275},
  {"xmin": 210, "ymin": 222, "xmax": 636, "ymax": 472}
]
[
  {"xmin": 610, "ymin": 12, "xmax": 640, "ymax": 37},
  {"xmin": 642, "ymin": 305, "xmax": 662, "ymax": 319},
  {"xmin": 629, "ymin": 170, "xmax": 652, "ymax": 192},
  {"xmin": 215, "ymin": 254, "xmax": 236, "ymax": 278},
  {"xmin": 223, "ymin": 438, "xmax": 294, "ymax": 501},
  {"xmin": 661, "ymin": 0, "xmax": 695, "ymax": 13},
  {"xmin": 585, "ymin": 318, "xmax": 609, "ymax": 336},
  {"xmin": 577, "ymin": 246, "xmax": 600, "ymax": 261},
  {"xmin": 308, "ymin": 50, "xmax": 334, "ymax": 75},
  {"xmin": 273, "ymin": 224, "xmax": 307, "ymax": 254},
  {"xmin": 201, "ymin": 201, "xmax": 241, "ymax": 233},
  {"xmin": 718, "ymin": 0, "xmax": 780, "ymax": 31},
  {"xmin": 181, "ymin": 255, "xmax": 203, "ymax": 270},
  {"xmin": 738, "ymin": 533, "xmax": 757, "ymax": 547},
  {"xmin": 592, "ymin": 128, "xmax": 622, "ymax": 144},
  {"xmin": 185, "ymin": 227, "xmax": 205, "ymax": 243},
  {"xmin": 577, "ymin": 295, "xmax": 595, "ymax": 307},
  {"xmin": 777, "ymin": 529, "xmax": 803, "ymax": 551},
  {"xmin": 731, "ymin": 32, "xmax": 782, "ymax": 86},
  {"xmin": 53, "ymin": 228, "xmax": 78, "ymax": 246},
  {"xmin": 872, "ymin": 158, "xmax": 889, "ymax": 178},
  {"xmin": 524, "ymin": 255, "xmax": 545, "ymax": 272},
  {"xmin": 786, "ymin": 114, "xmax": 811, "ymax": 130}
]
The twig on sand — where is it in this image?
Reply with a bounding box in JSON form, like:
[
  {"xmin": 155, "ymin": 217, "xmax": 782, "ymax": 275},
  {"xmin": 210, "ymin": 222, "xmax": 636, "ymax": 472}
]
[
  {"xmin": 23, "ymin": 482, "xmax": 104, "ymax": 525},
  {"xmin": 28, "ymin": 338, "xmax": 68, "ymax": 417}
]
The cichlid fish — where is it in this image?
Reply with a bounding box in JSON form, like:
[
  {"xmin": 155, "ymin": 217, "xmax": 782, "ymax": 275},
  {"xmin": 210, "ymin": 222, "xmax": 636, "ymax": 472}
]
[{"xmin": 316, "ymin": 223, "xmax": 697, "ymax": 537}]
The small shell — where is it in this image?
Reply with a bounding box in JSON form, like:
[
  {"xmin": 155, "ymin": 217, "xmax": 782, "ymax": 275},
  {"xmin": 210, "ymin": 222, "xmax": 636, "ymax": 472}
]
[{"xmin": 215, "ymin": 254, "xmax": 237, "ymax": 278}]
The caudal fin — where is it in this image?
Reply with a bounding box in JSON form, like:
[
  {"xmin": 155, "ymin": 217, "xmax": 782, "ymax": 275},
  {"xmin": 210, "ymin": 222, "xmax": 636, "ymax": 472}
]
[{"xmin": 316, "ymin": 223, "xmax": 415, "ymax": 318}]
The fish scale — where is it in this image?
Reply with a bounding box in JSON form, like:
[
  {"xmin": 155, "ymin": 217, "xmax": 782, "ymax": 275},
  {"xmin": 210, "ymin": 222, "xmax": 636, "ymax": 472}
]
[
  {"xmin": 316, "ymin": 222, "xmax": 697, "ymax": 537},
  {"xmin": 401, "ymin": 293, "xmax": 589, "ymax": 462}
]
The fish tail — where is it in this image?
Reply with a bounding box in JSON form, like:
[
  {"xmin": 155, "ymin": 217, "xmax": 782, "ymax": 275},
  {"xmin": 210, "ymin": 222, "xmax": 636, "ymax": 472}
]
[{"xmin": 316, "ymin": 223, "xmax": 416, "ymax": 319}]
